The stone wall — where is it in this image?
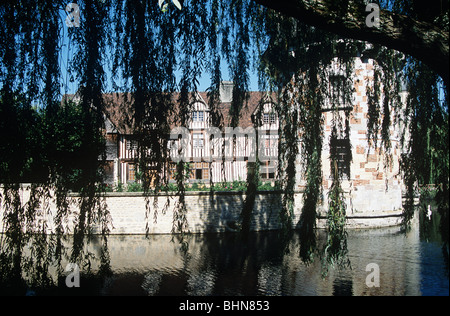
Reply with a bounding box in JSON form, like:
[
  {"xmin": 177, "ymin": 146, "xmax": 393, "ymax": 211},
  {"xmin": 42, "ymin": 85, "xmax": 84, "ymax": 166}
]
[
  {"xmin": 297, "ymin": 57, "xmax": 407, "ymax": 220},
  {"xmin": 0, "ymin": 185, "xmax": 403, "ymax": 235}
]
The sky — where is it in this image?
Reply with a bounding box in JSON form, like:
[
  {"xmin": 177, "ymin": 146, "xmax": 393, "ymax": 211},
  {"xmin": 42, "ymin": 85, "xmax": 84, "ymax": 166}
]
[{"xmin": 57, "ymin": 5, "xmax": 261, "ymax": 98}]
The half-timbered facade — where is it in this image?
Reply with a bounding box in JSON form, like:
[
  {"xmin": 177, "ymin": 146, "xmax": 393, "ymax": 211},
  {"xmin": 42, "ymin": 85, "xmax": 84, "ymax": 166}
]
[
  {"xmin": 101, "ymin": 88, "xmax": 280, "ymax": 186},
  {"xmin": 61, "ymin": 55, "xmax": 408, "ymax": 215}
]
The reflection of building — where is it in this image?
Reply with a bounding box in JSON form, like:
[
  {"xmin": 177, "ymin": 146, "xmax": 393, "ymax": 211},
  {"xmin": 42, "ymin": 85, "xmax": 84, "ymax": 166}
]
[
  {"xmin": 63, "ymin": 55, "xmax": 407, "ymax": 214},
  {"xmin": 68, "ymin": 230, "xmax": 422, "ymax": 296}
]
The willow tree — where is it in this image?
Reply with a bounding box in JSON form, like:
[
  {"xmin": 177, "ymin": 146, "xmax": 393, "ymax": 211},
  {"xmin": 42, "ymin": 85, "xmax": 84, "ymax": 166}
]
[{"xmin": 1, "ymin": 0, "xmax": 448, "ymax": 291}]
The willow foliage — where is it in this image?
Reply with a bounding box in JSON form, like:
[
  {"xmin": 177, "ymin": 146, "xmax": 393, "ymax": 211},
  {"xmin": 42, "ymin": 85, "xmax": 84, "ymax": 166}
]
[{"xmin": 1, "ymin": 0, "xmax": 448, "ymax": 291}]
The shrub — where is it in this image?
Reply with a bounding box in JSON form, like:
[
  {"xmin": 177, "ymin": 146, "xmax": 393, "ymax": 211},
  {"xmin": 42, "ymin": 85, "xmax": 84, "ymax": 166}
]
[{"xmin": 127, "ymin": 182, "xmax": 143, "ymax": 192}]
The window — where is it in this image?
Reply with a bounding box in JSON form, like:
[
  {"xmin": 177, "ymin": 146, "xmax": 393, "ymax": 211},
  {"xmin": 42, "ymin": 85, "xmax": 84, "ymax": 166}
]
[
  {"xmin": 126, "ymin": 138, "xmax": 138, "ymax": 152},
  {"xmin": 202, "ymin": 168, "xmax": 209, "ymax": 180},
  {"xmin": 263, "ymin": 113, "xmax": 277, "ymax": 124},
  {"xmin": 168, "ymin": 162, "xmax": 209, "ymax": 181},
  {"xmin": 190, "ymin": 162, "xmax": 210, "ymax": 180},
  {"xmin": 128, "ymin": 163, "xmax": 136, "ymax": 182},
  {"xmin": 330, "ymin": 138, "xmax": 351, "ymax": 178},
  {"xmin": 270, "ymin": 114, "xmax": 276, "ymax": 124},
  {"xmin": 193, "ymin": 133, "xmax": 204, "ymax": 148},
  {"xmin": 192, "ymin": 111, "xmax": 204, "ymax": 122},
  {"xmin": 261, "ymin": 134, "xmax": 278, "ymax": 158},
  {"xmin": 168, "ymin": 162, "xmax": 177, "ymax": 180},
  {"xmin": 330, "ymin": 76, "xmax": 346, "ymax": 106},
  {"xmin": 260, "ymin": 161, "xmax": 276, "ymax": 180}
]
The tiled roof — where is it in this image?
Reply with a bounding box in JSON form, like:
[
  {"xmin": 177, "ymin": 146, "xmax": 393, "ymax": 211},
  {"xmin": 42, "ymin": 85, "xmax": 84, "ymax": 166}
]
[{"xmin": 62, "ymin": 90, "xmax": 276, "ymax": 135}]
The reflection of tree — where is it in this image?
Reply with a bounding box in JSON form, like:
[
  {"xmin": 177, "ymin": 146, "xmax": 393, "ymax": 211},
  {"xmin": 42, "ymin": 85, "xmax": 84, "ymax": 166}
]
[
  {"xmin": 187, "ymin": 232, "xmax": 284, "ymax": 295},
  {"xmin": 186, "ymin": 270, "xmax": 216, "ymax": 296},
  {"xmin": 0, "ymin": 231, "xmax": 111, "ymax": 295},
  {"xmin": 258, "ymin": 264, "xmax": 282, "ymax": 295},
  {"xmin": 141, "ymin": 272, "xmax": 162, "ymax": 296}
]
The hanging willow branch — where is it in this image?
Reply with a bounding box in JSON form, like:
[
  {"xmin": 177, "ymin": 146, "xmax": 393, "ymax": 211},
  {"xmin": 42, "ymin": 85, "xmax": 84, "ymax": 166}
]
[
  {"xmin": 276, "ymin": 76, "xmax": 299, "ymax": 247},
  {"xmin": 297, "ymin": 68, "xmax": 325, "ymax": 263}
]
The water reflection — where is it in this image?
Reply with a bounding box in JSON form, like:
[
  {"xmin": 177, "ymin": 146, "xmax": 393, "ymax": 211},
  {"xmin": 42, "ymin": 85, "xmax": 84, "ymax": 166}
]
[
  {"xmin": 58, "ymin": 228, "xmax": 450, "ymax": 295},
  {"xmin": 1, "ymin": 212, "xmax": 449, "ymax": 296}
]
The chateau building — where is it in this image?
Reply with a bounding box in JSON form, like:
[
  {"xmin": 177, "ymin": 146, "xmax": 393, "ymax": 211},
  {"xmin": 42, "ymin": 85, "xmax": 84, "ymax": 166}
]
[{"xmin": 66, "ymin": 55, "xmax": 407, "ymax": 214}]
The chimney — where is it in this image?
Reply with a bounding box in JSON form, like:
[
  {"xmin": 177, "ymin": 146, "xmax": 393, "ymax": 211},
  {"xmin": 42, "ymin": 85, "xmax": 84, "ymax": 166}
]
[{"xmin": 219, "ymin": 81, "xmax": 233, "ymax": 103}]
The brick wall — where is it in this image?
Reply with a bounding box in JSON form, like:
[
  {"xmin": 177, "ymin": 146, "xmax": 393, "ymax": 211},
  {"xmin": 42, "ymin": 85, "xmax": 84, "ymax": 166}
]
[{"xmin": 299, "ymin": 57, "xmax": 406, "ymax": 218}]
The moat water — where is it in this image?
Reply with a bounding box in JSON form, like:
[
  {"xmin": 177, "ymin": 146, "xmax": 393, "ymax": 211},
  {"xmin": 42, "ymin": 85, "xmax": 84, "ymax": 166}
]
[
  {"xmin": 92, "ymin": 226, "xmax": 448, "ymax": 296},
  {"xmin": 1, "ymin": 209, "xmax": 448, "ymax": 296}
]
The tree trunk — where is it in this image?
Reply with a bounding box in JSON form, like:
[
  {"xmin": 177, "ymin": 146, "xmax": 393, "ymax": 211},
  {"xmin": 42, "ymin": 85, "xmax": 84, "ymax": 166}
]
[{"xmin": 253, "ymin": 0, "xmax": 449, "ymax": 85}]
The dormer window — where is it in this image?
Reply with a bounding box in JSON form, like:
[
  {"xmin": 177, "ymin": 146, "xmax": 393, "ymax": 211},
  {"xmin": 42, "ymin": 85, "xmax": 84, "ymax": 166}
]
[
  {"xmin": 270, "ymin": 113, "xmax": 276, "ymax": 124},
  {"xmin": 263, "ymin": 113, "xmax": 277, "ymax": 124},
  {"xmin": 192, "ymin": 111, "xmax": 204, "ymax": 122}
]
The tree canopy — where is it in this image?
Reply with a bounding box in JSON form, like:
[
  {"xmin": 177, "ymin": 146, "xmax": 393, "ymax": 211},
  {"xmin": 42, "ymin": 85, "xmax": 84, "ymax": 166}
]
[{"xmin": 254, "ymin": 0, "xmax": 449, "ymax": 86}]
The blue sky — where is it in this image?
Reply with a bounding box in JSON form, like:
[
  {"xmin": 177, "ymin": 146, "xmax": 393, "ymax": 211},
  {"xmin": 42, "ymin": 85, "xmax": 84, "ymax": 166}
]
[{"xmin": 58, "ymin": 6, "xmax": 261, "ymax": 98}]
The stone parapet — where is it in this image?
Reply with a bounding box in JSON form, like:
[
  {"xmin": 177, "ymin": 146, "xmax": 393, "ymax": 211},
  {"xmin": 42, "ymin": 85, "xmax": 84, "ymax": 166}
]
[{"xmin": 1, "ymin": 184, "xmax": 405, "ymax": 235}]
